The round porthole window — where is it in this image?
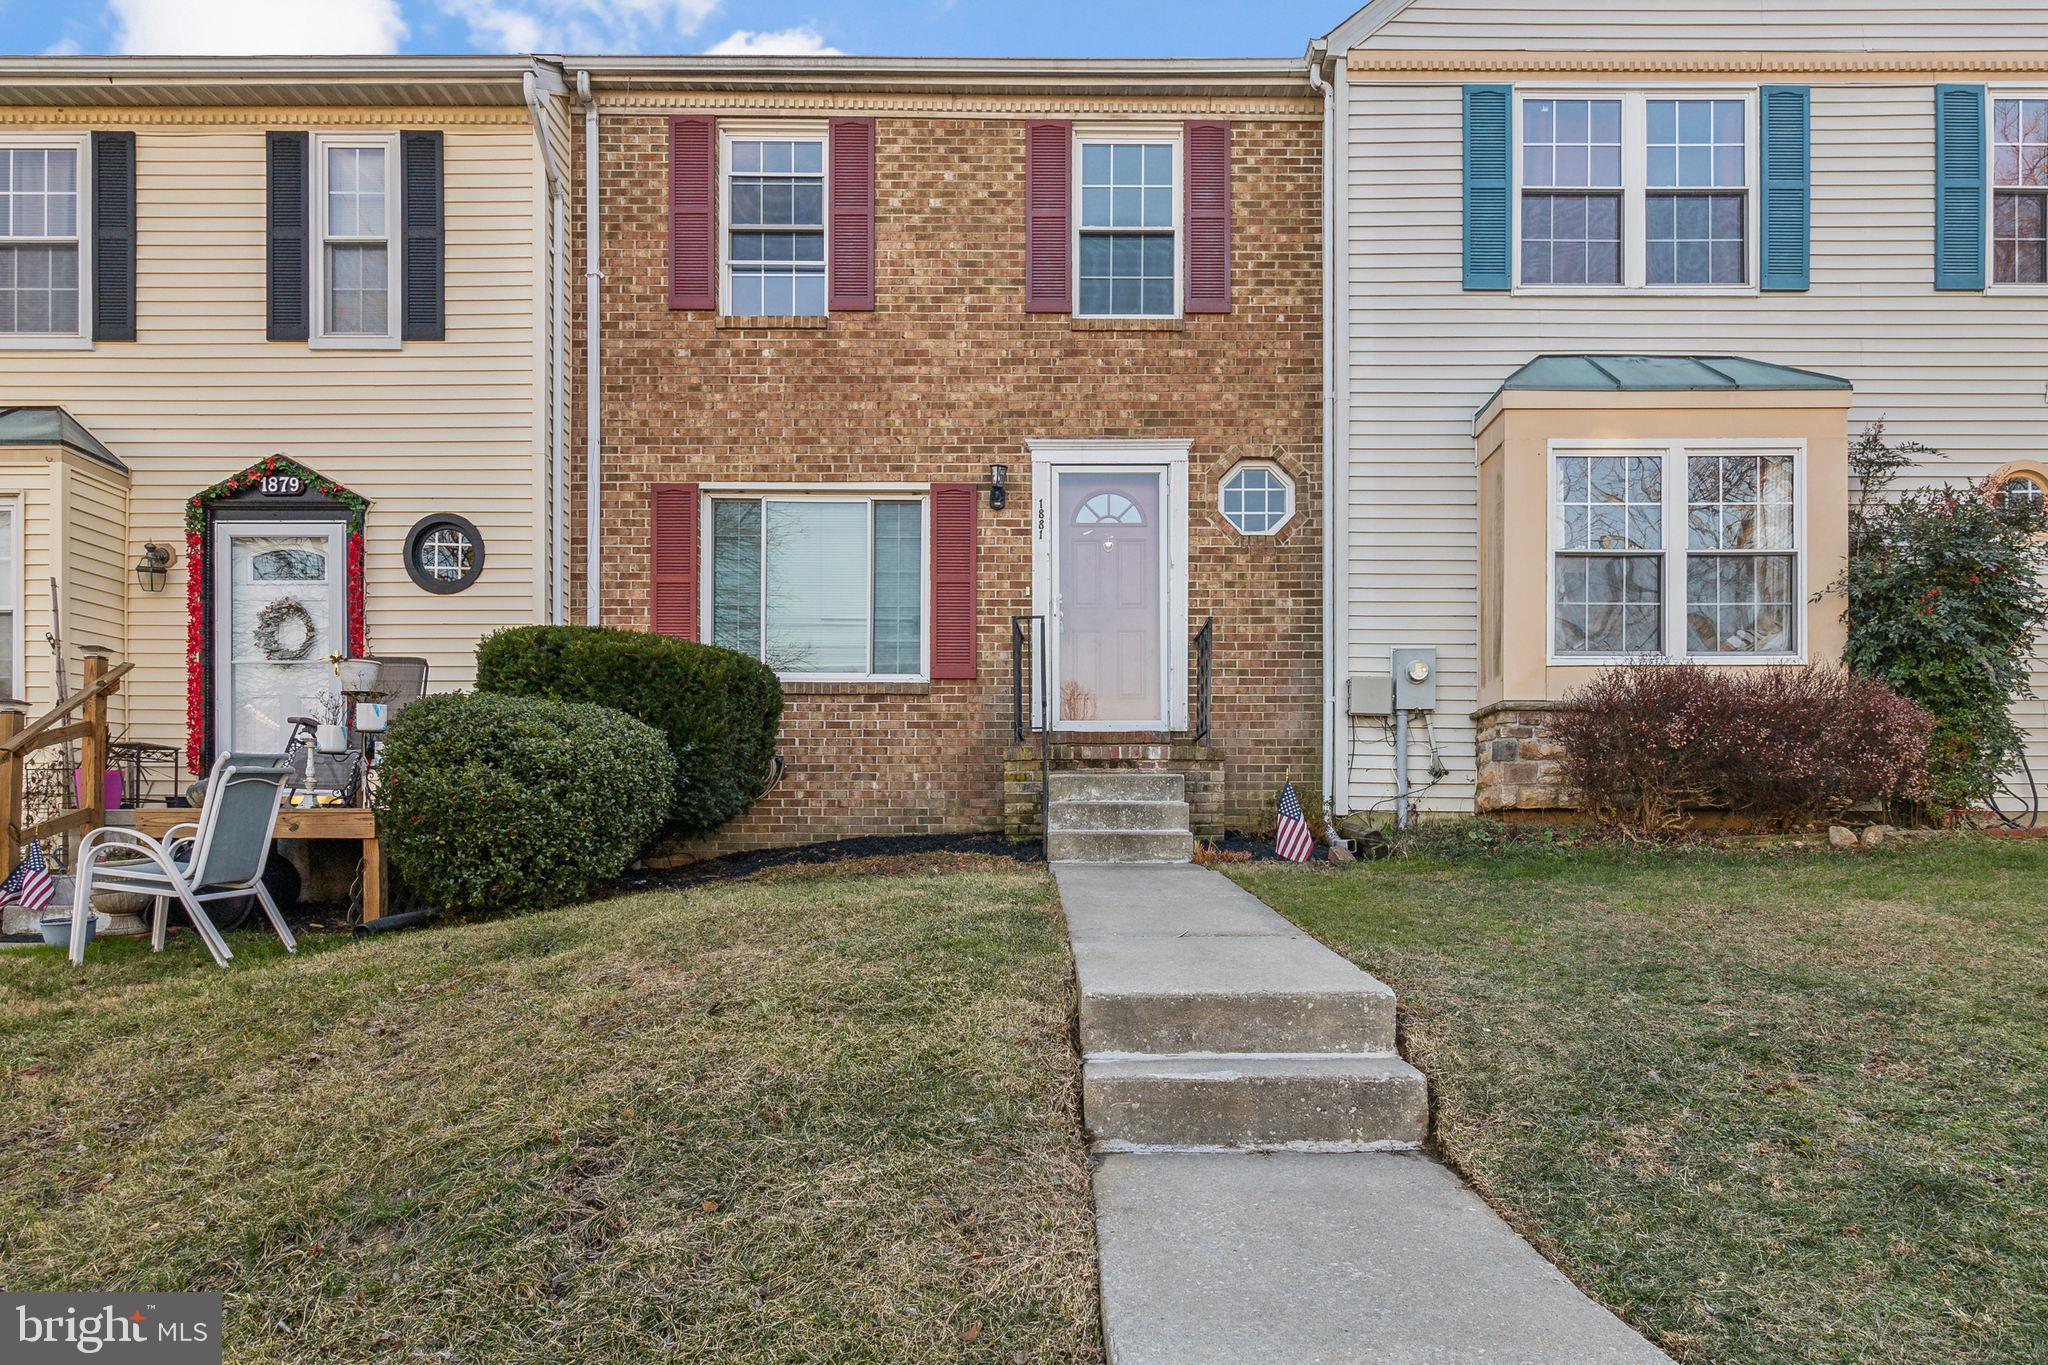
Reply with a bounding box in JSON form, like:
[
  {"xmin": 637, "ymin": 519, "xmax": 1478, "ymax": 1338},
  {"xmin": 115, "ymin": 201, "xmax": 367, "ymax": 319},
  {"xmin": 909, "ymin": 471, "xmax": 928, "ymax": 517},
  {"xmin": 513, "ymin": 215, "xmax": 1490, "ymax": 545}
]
[
  {"xmin": 1220, "ymin": 462, "xmax": 1296, "ymax": 536},
  {"xmin": 403, "ymin": 514, "xmax": 485, "ymax": 594}
]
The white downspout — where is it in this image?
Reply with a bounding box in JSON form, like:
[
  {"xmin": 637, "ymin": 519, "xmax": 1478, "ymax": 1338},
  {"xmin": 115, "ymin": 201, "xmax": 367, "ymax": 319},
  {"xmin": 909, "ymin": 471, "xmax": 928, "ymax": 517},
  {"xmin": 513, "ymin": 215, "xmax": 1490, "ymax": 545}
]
[
  {"xmin": 1310, "ymin": 43, "xmax": 1345, "ymax": 823},
  {"xmin": 523, "ymin": 66, "xmax": 569, "ymax": 625},
  {"xmin": 578, "ymin": 69, "xmax": 601, "ymax": 626}
]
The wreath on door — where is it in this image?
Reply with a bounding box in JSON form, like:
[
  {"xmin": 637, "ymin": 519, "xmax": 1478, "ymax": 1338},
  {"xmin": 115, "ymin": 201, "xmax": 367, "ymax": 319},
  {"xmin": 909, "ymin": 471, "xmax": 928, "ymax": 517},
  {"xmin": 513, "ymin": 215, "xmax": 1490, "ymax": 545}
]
[
  {"xmin": 253, "ymin": 597, "xmax": 319, "ymax": 661},
  {"xmin": 184, "ymin": 455, "xmax": 369, "ymax": 774}
]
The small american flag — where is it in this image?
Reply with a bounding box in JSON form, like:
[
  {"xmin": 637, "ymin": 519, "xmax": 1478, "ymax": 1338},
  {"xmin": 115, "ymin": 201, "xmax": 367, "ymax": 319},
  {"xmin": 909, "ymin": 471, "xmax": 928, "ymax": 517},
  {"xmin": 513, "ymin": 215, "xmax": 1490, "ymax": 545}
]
[
  {"xmin": 1, "ymin": 838, "xmax": 54, "ymax": 911},
  {"xmin": 1274, "ymin": 780, "xmax": 1315, "ymax": 863}
]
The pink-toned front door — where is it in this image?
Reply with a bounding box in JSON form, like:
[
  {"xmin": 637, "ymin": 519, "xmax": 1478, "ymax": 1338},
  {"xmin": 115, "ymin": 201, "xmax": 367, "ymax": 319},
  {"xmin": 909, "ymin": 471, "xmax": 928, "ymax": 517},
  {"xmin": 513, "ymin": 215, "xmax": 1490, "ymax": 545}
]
[{"xmin": 1056, "ymin": 471, "xmax": 1163, "ymax": 727}]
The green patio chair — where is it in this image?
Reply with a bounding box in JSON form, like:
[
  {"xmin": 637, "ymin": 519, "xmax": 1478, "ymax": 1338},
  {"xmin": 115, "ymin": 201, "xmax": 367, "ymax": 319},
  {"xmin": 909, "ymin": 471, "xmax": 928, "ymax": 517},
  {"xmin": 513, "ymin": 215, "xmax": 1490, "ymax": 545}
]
[{"xmin": 68, "ymin": 752, "xmax": 296, "ymax": 968}]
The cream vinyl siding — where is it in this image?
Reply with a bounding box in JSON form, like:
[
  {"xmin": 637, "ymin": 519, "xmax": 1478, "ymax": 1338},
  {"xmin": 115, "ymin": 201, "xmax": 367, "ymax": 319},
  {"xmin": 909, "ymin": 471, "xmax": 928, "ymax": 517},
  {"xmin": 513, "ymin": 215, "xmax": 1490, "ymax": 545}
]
[
  {"xmin": 1370, "ymin": 0, "xmax": 2048, "ymax": 50},
  {"xmin": 1337, "ymin": 74, "xmax": 2048, "ymax": 813},
  {"xmin": 0, "ymin": 108, "xmax": 545, "ymax": 759},
  {"xmin": 0, "ymin": 448, "xmax": 131, "ymax": 730}
]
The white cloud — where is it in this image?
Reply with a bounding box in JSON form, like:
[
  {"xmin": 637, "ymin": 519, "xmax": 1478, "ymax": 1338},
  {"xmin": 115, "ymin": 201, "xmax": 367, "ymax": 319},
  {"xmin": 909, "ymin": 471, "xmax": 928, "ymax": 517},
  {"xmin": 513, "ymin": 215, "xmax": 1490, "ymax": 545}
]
[
  {"xmin": 109, "ymin": 0, "xmax": 408, "ymax": 53},
  {"xmin": 434, "ymin": 0, "xmax": 722, "ymax": 52},
  {"xmin": 704, "ymin": 25, "xmax": 840, "ymax": 56}
]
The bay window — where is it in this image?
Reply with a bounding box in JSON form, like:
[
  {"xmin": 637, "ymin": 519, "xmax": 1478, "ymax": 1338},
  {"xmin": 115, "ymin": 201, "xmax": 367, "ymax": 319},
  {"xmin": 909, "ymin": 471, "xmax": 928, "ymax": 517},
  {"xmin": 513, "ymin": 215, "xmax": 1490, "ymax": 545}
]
[
  {"xmin": 1517, "ymin": 91, "xmax": 1756, "ymax": 291},
  {"xmin": 710, "ymin": 493, "xmax": 925, "ymax": 679},
  {"xmin": 0, "ymin": 137, "xmax": 87, "ymax": 341},
  {"xmin": 1551, "ymin": 443, "xmax": 1801, "ymax": 663}
]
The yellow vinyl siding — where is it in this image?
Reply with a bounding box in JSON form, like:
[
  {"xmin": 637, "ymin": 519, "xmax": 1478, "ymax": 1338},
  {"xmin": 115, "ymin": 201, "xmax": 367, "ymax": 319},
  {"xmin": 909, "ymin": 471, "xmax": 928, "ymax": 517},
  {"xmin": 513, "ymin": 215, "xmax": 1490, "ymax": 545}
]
[{"xmin": 0, "ymin": 108, "xmax": 545, "ymax": 763}]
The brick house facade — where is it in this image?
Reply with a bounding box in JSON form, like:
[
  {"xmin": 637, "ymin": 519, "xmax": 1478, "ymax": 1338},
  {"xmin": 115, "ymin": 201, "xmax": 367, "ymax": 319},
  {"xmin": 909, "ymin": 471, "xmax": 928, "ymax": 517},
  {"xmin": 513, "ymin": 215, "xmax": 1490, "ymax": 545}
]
[{"xmin": 568, "ymin": 60, "xmax": 1322, "ymax": 854}]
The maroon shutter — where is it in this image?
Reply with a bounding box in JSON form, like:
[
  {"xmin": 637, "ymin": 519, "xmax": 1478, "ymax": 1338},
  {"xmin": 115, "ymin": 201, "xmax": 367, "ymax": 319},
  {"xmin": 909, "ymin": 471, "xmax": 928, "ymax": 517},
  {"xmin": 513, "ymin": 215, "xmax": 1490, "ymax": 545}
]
[
  {"xmin": 930, "ymin": 483, "xmax": 978, "ymax": 679},
  {"xmin": 650, "ymin": 484, "xmax": 700, "ymax": 638},
  {"xmin": 668, "ymin": 116, "xmax": 716, "ymax": 310},
  {"xmin": 1024, "ymin": 121, "xmax": 1072, "ymax": 313},
  {"xmin": 827, "ymin": 116, "xmax": 876, "ymax": 311},
  {"xmin": 1184, "ymin": 120, "xmax": 1232, "ymax": 314}
]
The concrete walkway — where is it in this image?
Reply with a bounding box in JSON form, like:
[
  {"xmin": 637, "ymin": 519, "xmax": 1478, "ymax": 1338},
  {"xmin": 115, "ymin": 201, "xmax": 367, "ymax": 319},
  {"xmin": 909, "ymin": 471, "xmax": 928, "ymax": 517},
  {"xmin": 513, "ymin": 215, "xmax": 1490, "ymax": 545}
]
[{"xmin": 1054, "ymin": 862, "xmax": 1671, "ymax": 1364}]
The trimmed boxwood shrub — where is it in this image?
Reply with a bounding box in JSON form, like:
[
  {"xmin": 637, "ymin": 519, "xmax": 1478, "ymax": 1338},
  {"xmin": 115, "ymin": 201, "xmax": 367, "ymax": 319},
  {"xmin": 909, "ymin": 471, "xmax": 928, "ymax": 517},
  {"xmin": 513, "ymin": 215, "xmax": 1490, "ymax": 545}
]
[
  {"xmin": 1553, "ymin": 664, "xmax": 1934, "ymax": 832},
  {"xmin": 374, "ymin": 691, "xmax": 675, "ymax": 916},
  {"xmin": 476, "ymin": 625, "xmax": 782, "ymax": 836}
]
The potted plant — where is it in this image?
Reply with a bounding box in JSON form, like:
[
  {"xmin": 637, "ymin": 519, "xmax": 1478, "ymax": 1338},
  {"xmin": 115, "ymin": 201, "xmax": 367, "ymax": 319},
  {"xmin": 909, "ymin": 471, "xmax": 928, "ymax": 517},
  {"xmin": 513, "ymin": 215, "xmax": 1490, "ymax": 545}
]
[{"xmin": 309, "ymin": 693, "xmax": 348, "ymax": 755}]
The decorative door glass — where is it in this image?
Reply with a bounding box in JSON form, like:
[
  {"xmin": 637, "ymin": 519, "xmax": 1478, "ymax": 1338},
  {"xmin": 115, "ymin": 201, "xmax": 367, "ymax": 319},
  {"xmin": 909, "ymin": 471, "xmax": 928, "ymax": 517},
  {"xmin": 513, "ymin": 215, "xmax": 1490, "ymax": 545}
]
[
  {"xmin": 1056, "ymin": 471, "xmax": 1162, "ymax": 725},
  {"xmin": 216, "ymin": 524, "xmax": 346, "ymax": 754}
]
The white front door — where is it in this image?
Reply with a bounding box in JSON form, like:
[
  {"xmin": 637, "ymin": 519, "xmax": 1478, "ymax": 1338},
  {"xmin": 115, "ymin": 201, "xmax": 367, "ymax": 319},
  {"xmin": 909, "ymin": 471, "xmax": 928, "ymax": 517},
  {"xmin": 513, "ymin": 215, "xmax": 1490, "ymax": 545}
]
[{"xmin": 212, "ymin": 521, "xmax": 348, "ymax": 755}]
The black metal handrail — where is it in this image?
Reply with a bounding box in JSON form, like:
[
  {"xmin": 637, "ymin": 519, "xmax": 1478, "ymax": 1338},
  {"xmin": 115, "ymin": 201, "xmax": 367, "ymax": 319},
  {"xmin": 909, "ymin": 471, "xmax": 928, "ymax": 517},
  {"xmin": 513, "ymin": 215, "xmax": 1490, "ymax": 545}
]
[
  {"xmin": 1192, "ymin": 616, "xmax": 1214, "ymax": 743},
  {"xmin": 1010, "ymin": 614, "xmax": 1051, "ymax": 842}
]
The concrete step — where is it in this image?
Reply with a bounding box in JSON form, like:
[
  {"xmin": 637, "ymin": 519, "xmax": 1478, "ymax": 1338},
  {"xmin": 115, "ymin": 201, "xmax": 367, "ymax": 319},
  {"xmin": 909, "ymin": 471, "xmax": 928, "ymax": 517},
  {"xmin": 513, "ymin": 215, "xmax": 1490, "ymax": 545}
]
[
  {"xmin": 1084, "ymin": 1054, "xmax": 1429, "ymax": 1151},
  {"xmin": 1047, "ymin": 829, "xmax": 1195, "ymax": 864},
  {"xmin": 1048, "ymin": 798, "xmax": 1192, "ymax": 833},
  {"xmin": 1049, "ymin": 769, "xmax": 1186, "ymax": 804},
  {"xmin": 1074, "ymin": 934, "xmax": 1397, "ymax": 1055}
]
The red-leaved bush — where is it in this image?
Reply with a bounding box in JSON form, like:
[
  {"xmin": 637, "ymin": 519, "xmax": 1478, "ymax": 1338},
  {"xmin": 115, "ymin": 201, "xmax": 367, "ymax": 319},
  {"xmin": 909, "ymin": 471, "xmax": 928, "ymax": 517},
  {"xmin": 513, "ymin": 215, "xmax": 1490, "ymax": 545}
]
[{"xmin": 1551, "ymin": 665, "xmax": 1935, "ymax": 832}]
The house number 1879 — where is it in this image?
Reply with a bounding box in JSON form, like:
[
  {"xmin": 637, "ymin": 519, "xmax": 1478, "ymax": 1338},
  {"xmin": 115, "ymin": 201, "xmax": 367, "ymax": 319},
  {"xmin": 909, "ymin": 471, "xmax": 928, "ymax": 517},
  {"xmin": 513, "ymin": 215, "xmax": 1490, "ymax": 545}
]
[{"xmin": 261, "ymin": 475, "xmax": 305, "ymax": 496}]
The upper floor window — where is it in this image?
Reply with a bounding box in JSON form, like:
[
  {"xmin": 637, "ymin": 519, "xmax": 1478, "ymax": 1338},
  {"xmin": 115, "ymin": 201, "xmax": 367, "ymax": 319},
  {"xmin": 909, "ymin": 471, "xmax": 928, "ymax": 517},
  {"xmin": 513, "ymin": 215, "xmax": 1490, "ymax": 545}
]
[
  {"xmin": 724, "ymin": 133, "xmax": 826, "ymax": 317},
  {"xmin": 1220, "ymin": 462, "xmax": 1296, "ymax": 536},
  {"xmin": 313, "ymin": 134, "xmax": 399, "ymax": 346},
  {"xmin": 1551, "ymin": 443, "xmax": 1801, "ymax": 663},
  {"xmin": 1993, "ymin": 98, "xmax": 2048, "ymax": 286},
  {"xmin": 1076, "ymin": 135, "xmax": 1178, "ymax": 317},
  {"xmin": 0, "ymin": 139, "xmax": 85, "ymax": 339},
  {"xmin": 1517, "ymin": 93, "xmax": 1755, "ymax": 292}
]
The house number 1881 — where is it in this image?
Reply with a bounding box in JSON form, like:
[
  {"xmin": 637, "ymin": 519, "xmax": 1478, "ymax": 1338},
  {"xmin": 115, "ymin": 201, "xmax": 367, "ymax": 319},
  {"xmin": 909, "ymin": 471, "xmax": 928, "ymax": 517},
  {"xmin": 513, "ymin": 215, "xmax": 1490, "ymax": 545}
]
[{"xmin": 261, "ymin": 475, "xmax": 305, "ymax": 496}]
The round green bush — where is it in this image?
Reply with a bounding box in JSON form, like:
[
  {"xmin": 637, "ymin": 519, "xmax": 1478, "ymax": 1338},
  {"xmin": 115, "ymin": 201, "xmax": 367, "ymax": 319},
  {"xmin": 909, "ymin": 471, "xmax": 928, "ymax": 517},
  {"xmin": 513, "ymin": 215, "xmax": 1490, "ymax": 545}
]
[
  {"xmin": 476, "ymin": 625, "xmax": 782, "ymax": 837},
  {"xmin": 374, "ymin": 691, "xmax": 676, "ymax": 917}
]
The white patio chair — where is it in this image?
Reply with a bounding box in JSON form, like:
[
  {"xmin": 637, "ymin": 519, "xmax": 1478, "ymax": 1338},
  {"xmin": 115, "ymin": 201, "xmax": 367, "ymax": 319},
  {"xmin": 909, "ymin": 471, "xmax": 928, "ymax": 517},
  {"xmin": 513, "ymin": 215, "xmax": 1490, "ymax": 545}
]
[{"xmin": 68, "ymin": 752, "xmax": 296, "ymax": 967}]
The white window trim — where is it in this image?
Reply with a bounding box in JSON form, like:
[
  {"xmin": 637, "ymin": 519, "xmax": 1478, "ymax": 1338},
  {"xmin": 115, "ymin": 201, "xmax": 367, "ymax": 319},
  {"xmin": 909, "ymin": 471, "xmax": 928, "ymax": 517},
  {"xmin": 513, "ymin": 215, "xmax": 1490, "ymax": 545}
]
[
  {"xmin": 1511, "ymin": 86, "xmax": 1761, "ymax": 298},
  {"xmin": 1071, "ymin": 123, "xmax": 1184, "ymax": 320},
  {"xmin": 698, "ymin": 484, "xmax": 931, "ymax": 683},
  {"xmin": 309, "ymin": 131, "xmax": 401, "ymax": 350},
  {"xmin": 0, "ymin": 131, "xmax": 92, "ymax": 351},
  {"xmin": 1544, "ymin": 437, "xmax": 1808, "ymax": 668},
  {"xmin": 1219, "ymin": 459, "xmax": 1297, "ymax": 536},
  {"xmin": 0, "ymin": 496, "xmax": 19, "ymax": 699},
  {"xmin": 1985, "ymin": 87, "xmax": 2048, "ymax": 295},
  {"xmin": 717, "ymin": 120, "xmax": 829, "ymax": 319}
]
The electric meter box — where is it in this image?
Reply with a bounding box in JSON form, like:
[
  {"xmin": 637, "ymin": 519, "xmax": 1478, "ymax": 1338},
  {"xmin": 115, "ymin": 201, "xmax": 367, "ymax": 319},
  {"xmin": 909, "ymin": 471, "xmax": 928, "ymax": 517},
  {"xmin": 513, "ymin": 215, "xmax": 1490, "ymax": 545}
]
[{"xmin": 1392, "ymin": 648, "xmax": 1439, "ymax": 711}]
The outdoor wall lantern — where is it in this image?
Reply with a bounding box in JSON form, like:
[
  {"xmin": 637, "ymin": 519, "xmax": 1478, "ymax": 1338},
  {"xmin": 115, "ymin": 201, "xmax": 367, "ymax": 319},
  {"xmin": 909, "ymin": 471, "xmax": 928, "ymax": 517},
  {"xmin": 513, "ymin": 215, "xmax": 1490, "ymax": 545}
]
[
  {"xmin": 134, "ymin": 543, "xmax": 177, "ymax": 593},
  {"xmin": 989, "ymin": 464, "xmax": 1008, "ymax": 511}
]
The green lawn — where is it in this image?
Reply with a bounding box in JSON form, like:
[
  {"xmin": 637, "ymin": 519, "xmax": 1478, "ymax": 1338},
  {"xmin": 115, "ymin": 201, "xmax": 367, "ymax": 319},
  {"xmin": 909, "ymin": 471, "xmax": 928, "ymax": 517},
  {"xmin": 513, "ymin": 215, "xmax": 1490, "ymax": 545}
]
[
  {"xmin": 1234, "ymin": 836, "xmax": 2048, "ymax": 1365},
  {"xmin": 0, "ymin": 859, "xmax": 1099, "ymax": 1364}
]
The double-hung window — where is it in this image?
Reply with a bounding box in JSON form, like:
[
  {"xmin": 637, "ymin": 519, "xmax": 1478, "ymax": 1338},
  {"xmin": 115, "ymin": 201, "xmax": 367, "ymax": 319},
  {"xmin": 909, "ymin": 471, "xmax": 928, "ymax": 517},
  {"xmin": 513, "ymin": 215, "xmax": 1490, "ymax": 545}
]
[
  {"xmin": 1551, "ymin": 443, "xmax": 1801, "ymax": 663},
  {"xmin": 1517, "ymin": 92, "xmax": 1755, "ymax": 291},
  {"xmin": 724, "ymin": 131, "xmax": 826, "ymax": 317},
  {"xmin": 709, "ymin": 492, "xmax": 926, "ymax": 679},
  {"xmin": 1992, "ymin": 96, "xmax": 2048, "ymax": 286},
  {"xmin": 1076, "ymin": 133, "xmax": 1178, "ymax": 317},
  {"xmin": 312, "ymin": 133, "xmax": 399, "ymax": 346},
  {"xmin": 0, "ymin": 136, "xmax": 87, "ymax": 343},
  {"xmin": 0, "ymin": 500, "xmax": 15, "ymax": 694}
]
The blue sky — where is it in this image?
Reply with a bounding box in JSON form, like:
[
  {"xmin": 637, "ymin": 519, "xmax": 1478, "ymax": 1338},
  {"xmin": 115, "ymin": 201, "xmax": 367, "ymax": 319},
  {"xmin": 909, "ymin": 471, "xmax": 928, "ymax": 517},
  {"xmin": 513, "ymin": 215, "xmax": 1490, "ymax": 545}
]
[{"xmin": 9, "ymin": 1, "xmax": 1351, "ymax": 59}]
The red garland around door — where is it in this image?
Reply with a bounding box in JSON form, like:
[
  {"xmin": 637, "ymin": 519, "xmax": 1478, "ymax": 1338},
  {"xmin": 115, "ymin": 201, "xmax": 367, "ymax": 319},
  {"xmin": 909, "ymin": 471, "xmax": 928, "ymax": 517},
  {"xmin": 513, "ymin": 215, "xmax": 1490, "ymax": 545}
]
[{"xmin": 184, "ymin": 455, "xmax": 369, "ymax": 774}]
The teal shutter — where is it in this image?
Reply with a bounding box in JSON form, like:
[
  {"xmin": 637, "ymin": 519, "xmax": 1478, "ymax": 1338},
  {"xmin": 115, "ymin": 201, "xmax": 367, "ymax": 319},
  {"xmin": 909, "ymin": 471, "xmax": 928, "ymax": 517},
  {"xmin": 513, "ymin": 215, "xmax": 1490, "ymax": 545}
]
[
  {"xmin": 1759, "ymin": 86, "xmax": 1811, "ymax": 291},
  {"xmin": 1463, "ymin": 85, "xmax": 1512, "ymax": 291},
  {"xmin": 1934, "ymin": 84, "xmax": 1987, "ymax": 291}
]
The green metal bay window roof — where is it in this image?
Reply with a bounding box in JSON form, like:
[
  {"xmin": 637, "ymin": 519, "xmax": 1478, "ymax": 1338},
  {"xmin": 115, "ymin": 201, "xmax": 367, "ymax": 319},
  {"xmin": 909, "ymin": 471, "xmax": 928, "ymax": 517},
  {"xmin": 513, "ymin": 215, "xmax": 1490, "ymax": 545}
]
[
  {"xmin": 0, "ymin": 407, "xmax": 128, "ymax": 472},
  {"xmin": 1481, "ymin": 355, "xmax": 1852, "ymax": 418}
]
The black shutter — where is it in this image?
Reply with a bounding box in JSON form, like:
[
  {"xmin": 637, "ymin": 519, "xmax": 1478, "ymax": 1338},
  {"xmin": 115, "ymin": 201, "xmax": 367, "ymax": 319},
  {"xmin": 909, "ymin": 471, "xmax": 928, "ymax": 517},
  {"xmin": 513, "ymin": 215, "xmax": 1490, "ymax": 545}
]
[
  {"xmin": 90, "ymin": 132, "xmax": 136, "ymax": 341},
  {"xmin": 401, "ymin": 130, "xmax": 444, "ymax": 341},
  {"xmin": 266, "ymin": 131, "xmax": 310, "ymax": 341}
]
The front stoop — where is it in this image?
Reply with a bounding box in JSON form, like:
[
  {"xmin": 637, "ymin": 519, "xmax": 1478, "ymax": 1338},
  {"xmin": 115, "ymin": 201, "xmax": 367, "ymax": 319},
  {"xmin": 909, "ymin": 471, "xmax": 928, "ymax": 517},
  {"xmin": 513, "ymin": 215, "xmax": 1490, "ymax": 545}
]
[{"xmin": 1045, "ymin": 771, "xmax": 1195, "ymax": 865}]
